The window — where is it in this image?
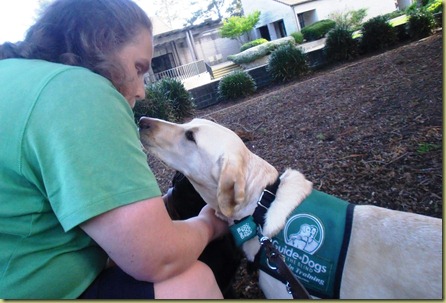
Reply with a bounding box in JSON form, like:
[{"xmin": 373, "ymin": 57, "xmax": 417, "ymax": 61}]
[
  {"xmin": 151, "ymin": 53, "xmax": 174, "ymax": 74},
  {"xmin": 274, "ymin": 20, "xmax": 287, "ymax": 38},
  {"xmin": 258, "ymin": 25, "xmax": 271, "ymax": 41},
  {"xmin": 297, "ymin": 13, "xmax": 305, "ymax": 30}
]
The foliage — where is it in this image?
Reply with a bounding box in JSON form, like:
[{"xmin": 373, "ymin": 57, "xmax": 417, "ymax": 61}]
[
  {"xmin": 240, "ymin": 38, "xmax": 268, "ymax": 52},
  {"xmin": 329, "ymin": 8, "xmax": 368, "ymax": 31},
  {"xmin": 407, "ymin": 9, "xmax": 436, "ymax": 40},
  {"xmin": 290, "ymin": 32, "xmax": 304, "ymax": 44},
  {"xmin": 157, "ymin": 78, "xmax": 195, "ymax": 122},
  {"xmin": 301, "ymin": 19, "xmax": 336, "ymax": 41},
  {"xmin": 228, "ymin": 37, "xmax": 295, "ymax": 64},
  {"xmin": 217, "ymin": 70, "xmax": 257, "ymax": 100},
  {"xmin": 382, "ymin": 10, "xmax": 407, "ymax": 20},
  {"xmin": 426, "ymin": 0, "xmax": 443, "ymax": 14},
  {"xmin": 267, "ymin": 43, "xmax": 309, "ymax": 82},
  {"xmin": 133, "ymin": 78, "xmax": 195, "ymax": 123},
  {"xmin": 360, "ymin": 16, "xmax": 397, "ymax": 53},
  {"xmin": 219, "ymin": 10, "xmax": 261, "ymax": 44},
  {"xmin": 324, "ymin": 24, "xmax": 359, "ymax": 62},
  {"xmin": 186, "ymin": 0, "xmax": 243, "ymax": 26},
  {"xmin": 225, "ymin": 0, "xmax": 244, "ymax": 17},
  {"xmin": 417, "ymin": 142, "xmax": 441, "ymax": 154},
  {"xmin": 407, "ymin": 0, "xmax": 442, "ymax": 14},
  {"xmin": 153, "ymin": 0, "xmax": 181, "ymax": 28},
  {"xmin": 133, "ymin": 86, "xmax": 173, "ymax": 122}
]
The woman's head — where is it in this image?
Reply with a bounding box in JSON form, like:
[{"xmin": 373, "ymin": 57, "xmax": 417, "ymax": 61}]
[{"xmin": 0, "ymin": 0, "xmax": 153, "ymax": 103}]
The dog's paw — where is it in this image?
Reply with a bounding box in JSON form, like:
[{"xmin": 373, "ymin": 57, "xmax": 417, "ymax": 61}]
[{"xmin": 263, "ymin": 169, "xmax": 312, "ymax": 237}]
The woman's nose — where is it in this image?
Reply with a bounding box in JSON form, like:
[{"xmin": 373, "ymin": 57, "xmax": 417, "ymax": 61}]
[{"xmin": 136, "ymin": 79, "xmax": 146, "ymax": 100}]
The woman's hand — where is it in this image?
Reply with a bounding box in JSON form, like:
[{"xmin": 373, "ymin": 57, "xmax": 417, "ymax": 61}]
[{"xmin": 197, "ymin": 204, "xmax": 229, "ymax": 241}]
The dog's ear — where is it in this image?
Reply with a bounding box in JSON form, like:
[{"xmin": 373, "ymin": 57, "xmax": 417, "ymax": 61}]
[{"xmin": 217, "ymin": 155, "xmax": 246, "ymax": 217}]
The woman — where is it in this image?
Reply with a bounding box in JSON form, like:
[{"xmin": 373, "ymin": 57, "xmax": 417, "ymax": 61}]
[{"xmin": 0, "ymin": 0, "xmax": 227, "ymax": 299}]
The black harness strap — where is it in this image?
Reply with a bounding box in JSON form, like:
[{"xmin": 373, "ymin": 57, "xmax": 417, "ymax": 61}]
[
  {"xmin": 252, "ymin": 177, "xmax": 312, "ymax": 300},
  {"xmin": 260, "ymin": 236, "xmax": 312, "ymax": 299},
  {"xmin": 252, "ymin": 177, "xmax": 281, "ymax": 228}
]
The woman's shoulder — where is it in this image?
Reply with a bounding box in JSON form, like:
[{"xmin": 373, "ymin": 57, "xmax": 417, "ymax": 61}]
[{"xmin": 2, "ymin": 58, "xmax": 107, "ymax": 84}]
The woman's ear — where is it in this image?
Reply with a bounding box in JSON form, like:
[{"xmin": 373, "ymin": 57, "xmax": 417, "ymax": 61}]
[{"xmin": 217, "ymin": 155, "xmax": 246, "ymax": 218}]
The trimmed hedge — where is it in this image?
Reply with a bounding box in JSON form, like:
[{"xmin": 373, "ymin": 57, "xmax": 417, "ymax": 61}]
[
  {"xmin": 133, "ymin": 78, "xmax": 195, "ymax": 123},
  {"xmin": 301, "ymin": 19, "xmax": 336, "ymax": 41},
  {"xmin": 267, "ymin": 43, "xmax": 309, "ymax": 82},
  {"xmin": 407, "ymin": 9, "xmax": 436, "ymax": 40},
  {"xmin": 324, "ymin": 24, "xmax": 359, "ymax": 62},
  {"xmin": 228, "ymin": 36, "xmax": 295, "ymax": 65},
  {"xmin": 290, "ymin": 31, "xmax": 304, "ymax": 44},
  {"xmin": 217, "ymin": 70, "xmax": 257, "ymax": 101},
  {"xmin": 240, "ymin": 38, "xmax": 269, "ymax": 52},
  {"xmin": 360, "ymin": 16, "xmax": 397, "ymax": 53}
]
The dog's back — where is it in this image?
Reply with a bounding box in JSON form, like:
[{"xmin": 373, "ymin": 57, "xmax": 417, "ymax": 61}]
[{"xmin": 340, "ymin": 205, "xmax": 442, "ymax": 299}]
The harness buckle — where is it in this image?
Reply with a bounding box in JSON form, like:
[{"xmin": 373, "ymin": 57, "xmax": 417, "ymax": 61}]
[
  {"xmin": 286, "ymin": 282, "xmax": 293, "ymax": 294},
  {"xmin": 257, "ymin": 189, "xmax": 275, "ymax": 210}
]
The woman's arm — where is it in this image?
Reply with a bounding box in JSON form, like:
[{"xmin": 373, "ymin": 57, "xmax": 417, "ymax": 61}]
[{"xmin": 80, "ymin": 196, "xmax": 227, "ymax": 282}]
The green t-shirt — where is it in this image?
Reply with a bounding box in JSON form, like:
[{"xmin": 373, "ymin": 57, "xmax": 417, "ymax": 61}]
[{"xmin": 0, "ymin": 59, "xmax": 162, "ymax": 298}]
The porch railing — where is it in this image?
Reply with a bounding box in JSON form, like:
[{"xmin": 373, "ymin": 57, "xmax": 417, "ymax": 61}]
[{"xmin": 149, "ymin": 60, "xmax": 211, "ymax": 83}]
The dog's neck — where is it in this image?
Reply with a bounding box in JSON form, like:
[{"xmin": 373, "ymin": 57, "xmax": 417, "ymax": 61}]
[
  {"xmin": 238, "ymin": 160, "xmax": 313, "ymax": 261},
  {"xmin": 236, "ymin": 152, "xmax": 280, "ymax": 221}
]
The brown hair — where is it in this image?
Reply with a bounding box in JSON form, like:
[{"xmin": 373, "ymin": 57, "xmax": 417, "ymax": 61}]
[{"xmin": 0, "ymin": 0, "xmax": 152, "ymax": 87}]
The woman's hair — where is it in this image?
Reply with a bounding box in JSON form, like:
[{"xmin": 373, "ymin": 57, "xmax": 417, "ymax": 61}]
[{"xmin": 0, "ymin": 0, "xmax": 152, "ymax": 86}]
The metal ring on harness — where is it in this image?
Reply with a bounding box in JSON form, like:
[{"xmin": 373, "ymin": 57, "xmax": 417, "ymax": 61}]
[{"xmin": 266, "ymin": 255, "xmax": 278, "ymax": 270}]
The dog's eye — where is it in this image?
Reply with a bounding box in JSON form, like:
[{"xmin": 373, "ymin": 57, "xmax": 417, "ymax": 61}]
[{"xmin": 185, "ymin": 130, "xmax": 196, "ymax": 143}]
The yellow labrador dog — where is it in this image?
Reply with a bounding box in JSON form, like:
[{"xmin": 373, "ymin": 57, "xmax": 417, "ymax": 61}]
[{"xmin": 139, "ymin": 117, "xmax": 442, "ymax": 299}]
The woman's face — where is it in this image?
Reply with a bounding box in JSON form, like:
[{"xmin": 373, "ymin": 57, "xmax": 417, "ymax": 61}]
[{"xmin": 115, "ymin": 28, "xmax": 153, "ymax": 108}]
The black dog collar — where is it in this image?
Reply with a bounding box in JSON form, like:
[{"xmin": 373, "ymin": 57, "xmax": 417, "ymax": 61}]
[
  {"xmin": 252, "ymin": 177, "xmax": 281, "ymax": 228},
  {"xmin": 229, "ymin": 177, "xmax": 281, "ymax": 246}
]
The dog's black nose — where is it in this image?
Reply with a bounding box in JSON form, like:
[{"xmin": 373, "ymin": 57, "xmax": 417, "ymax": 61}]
[{"xmin": 139, "ymin": 117, "xmax": 151, "ymax": 130}]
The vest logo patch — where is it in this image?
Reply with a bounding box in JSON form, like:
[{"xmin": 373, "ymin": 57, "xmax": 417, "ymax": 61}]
[
  {"xmin": 284, "ymin": 213, "xmax": 324, "ymax": 255},
  {"xmin": 260, "ymin": 190, "xmax": 353, "ymax": 298}
]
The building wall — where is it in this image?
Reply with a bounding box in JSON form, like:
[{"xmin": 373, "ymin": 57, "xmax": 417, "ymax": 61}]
[
  {"xmin": 312, "ymin": 0, "xmax": 397, "ymax": 22},
  {"xmin": 241, "ymin": 0, "xmax": 297, "ymax": 39},
  {"xmin": 193, "ymin": 29, "xmax": 241, "ymax": 65},
  {"xmin": 153, "ymin": 24, "xmax": 241, "ymax": 69},
  {"xmin": 242, "ymin": 0, "xmax": 402, "ymax": 40}
]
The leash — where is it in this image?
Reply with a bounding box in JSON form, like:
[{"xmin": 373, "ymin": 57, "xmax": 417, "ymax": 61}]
[
  {"xmin": 259, "ymin": 234, "xmax": 312, "ymax": 299},
  {"xmin": 230, "ymin": 178, "xmax": 312, "ymax": 299}
]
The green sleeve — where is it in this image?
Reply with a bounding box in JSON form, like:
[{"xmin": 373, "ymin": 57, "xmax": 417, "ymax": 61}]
[{"xmin": 22, "ymin": 67, "xmax": 161, "ymax": 231}]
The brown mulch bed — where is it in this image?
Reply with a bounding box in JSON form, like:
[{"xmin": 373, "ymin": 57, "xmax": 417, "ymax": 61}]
[{"xmin": 147, "ymin": 31, "xmax": 442, "ymax": 298}]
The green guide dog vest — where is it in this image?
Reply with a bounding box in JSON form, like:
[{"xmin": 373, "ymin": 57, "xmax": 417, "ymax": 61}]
[{"xmin": 258, "ymin": 190, "xmax": 355, "ymax": 299}]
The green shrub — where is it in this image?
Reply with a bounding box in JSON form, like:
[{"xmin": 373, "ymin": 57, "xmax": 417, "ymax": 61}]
[
  {"xmin": 301, "ymin": 19, "xmax": 336, "ymax": 41},
  {"xmin": 426, "ymin": 0, "xmax": 443, "ymax": 14},
  {"xmin": 156, "ymin": 78, "xmax": 195, "ymax": 122},
  {"xmin": 407, "ymin": 9, "xmax": 435, "ymax": 40},
  {"xmin": 405, "ymin": 2, "xmax": 420, "ymax": 14},
  {"xmin": 360, "ymin": 16, "xmax": 397, "ymax": 53},
  {"xmin": 133, "ymin": 78, "xmax": 195, "ymax": 123},
  {"xmin": 134, "ymin": 85, "xmax": 173, "ymax": 122},
  {"xmin": 329, "ymin": 8, "xmax": 368, "ymax": 31},
  {"xmin": 240, "ymin": 38, "xmax": 268, "ymax": 52},
  {"xmin": 228, "ymin": 37, "xmax": 295, "ymax": 65},
  {"xmin": 408, "ymin": 0, "xmax": 442, "ymax": 13},
  {"xmin": 267, "ymin": 44, "xmax": 309, "ymax": 82},
  {"xmin": 217, "ymin": 70, "xmax": 257, "ymax": 101},
  {"xmin": 290, "ymin": 32, "xmax": 304, "ymax": 44},
  {"xmin": 324, "ymin": 25, "xmax": 359, "ymax": 62},
  {"xmin": 382, "ymin": 10, "xmax": 406, "ymax": 21}
]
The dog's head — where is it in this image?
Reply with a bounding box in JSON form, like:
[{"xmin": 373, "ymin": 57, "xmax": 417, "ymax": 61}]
[{"xmin": 139, "ymin": 117, "xmax": 260, "ymax": 220}]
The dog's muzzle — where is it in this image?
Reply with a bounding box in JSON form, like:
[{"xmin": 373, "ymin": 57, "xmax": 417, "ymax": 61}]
[{"xmin": 138, "ymin": 117, "xmax": 152, "ymax": 130}]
